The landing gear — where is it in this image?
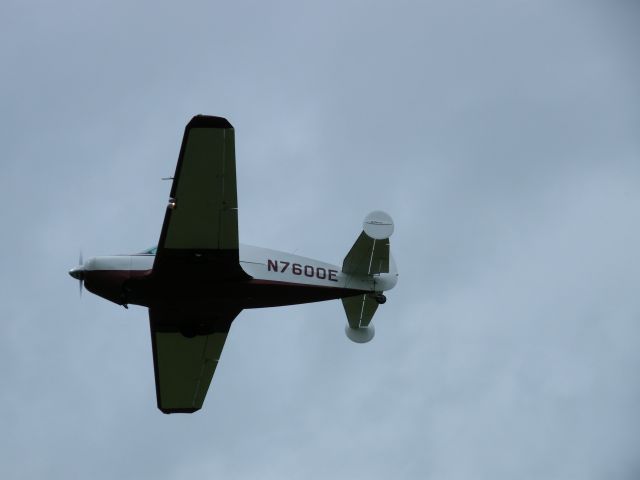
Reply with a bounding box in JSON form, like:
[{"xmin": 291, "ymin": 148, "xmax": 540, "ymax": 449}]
[
  {"xmin": 180, "ymin": 324, "xmax": 197, "ymax": 338},
  {"xmin": 374, "ymin": 293, "xmax": 386, "ymax": 305},
  {"xmin": 120, "ymin": 284, "xmax": 131, "ymax": 309},
  {"xmin": 179, "ymin": 318, "xmax": 227, "ymax": 338},
  {"xmin": 180, "ymin": 320, "xmax": 208, "ymax": 338}
]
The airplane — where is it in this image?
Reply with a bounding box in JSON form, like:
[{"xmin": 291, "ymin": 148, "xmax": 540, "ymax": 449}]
[{"xmin": 68, "ymin": 115, "xmax": 398, "ymax": 414}]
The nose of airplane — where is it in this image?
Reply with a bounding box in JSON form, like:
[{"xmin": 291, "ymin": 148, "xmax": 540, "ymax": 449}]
[{"xmin": 69, "ymin": 266, "xmax": 85, "ymax": 280}]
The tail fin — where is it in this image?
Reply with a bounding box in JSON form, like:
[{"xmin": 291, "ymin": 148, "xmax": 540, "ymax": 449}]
[{"xmin": 341, "ymin": 211, "xmax": 397, "ymax": 343}]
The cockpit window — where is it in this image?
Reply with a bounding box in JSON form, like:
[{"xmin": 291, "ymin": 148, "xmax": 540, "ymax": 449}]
[{"xmin": 140, "ymin": 246, "xmax": 158, "ymax": 255}]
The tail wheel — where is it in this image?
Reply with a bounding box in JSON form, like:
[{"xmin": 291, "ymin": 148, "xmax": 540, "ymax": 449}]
[{"xmin": 375, "ymin": 294, "xmax": 386, "ymax": 305}]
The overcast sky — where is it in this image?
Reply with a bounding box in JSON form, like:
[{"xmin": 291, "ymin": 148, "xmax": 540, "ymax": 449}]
[{"xmin": 2, "ymin": 1, "xmax": 640, "ymax": 478}]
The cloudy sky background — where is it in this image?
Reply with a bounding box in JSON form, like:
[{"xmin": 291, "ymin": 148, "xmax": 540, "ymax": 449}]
[{"xmin": 2, "ymin": 0, "xmax": 639, "ymax": 478}]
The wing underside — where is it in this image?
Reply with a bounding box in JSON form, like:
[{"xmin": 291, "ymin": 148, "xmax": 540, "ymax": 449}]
[
  {"xmin": 148, "ymin": 115, "xmax": 247, "ymax": 413},
  {"xmin": 153, "ymin": 115, "xmax": 248, "ymax": 280},
  {"xmin": 149, "ymin": 308, "xmax": 240, "ymax": 413}
]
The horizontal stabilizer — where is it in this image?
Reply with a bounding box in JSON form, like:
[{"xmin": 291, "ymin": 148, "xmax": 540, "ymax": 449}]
[
  {"xmin": 342, "ymin": 294, "xmax": 379, "ymax": 328},
  {"xmin": 342, "ymin": 211, "xmax": 393, "ymax": 276}
]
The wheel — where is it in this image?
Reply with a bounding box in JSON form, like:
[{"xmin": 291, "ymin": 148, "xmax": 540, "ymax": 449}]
[
  {"xmin": 180, "ymin": 324, "xmax": 197, "ymax": 338},
  {"xmin": 375, "ymin": 294, "xmax": 387, "ymax": 304}
]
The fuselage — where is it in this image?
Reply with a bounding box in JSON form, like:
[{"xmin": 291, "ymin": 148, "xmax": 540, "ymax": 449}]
[{"xmin": 74, "ymin": 244, "xmax": 398, "ymax": 310}]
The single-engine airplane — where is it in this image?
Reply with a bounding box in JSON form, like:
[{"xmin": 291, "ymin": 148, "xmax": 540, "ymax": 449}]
[{"xmin": 69, "ymin": 115, "xmax": 398, "ymax": 414}]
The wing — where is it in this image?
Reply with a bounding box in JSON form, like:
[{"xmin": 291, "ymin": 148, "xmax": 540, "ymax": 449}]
[
  {"xmin": 153, "ymin": 115, "xmax": 248, "ymax": 280},
  {"xmin": 149, "ymin": 307, "xmax": 241, "ymax": 414}
]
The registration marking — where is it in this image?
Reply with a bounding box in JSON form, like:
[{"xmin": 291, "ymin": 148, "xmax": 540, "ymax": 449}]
[{"xmin": 267, "ymin": 259, "xmax": 338, "ymax": 282}]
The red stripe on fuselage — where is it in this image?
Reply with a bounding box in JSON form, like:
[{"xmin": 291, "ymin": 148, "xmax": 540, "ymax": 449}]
[{"xmin": 84, "ymin": 269, "xmax": 367, "ymax": 309}]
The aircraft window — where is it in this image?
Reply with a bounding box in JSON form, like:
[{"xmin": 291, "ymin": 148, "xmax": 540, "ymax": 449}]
[{"xmin": 141, "ymin": 246, "xmax": 158, "ymax": 254}]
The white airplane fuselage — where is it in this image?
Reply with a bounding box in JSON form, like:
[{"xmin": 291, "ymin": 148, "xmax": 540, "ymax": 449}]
[{"xmin": 74, "ymin": 244, "xmax": 398, "ymax": 310}]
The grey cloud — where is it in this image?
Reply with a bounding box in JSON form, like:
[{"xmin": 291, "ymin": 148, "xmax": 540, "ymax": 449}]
[{"xmin": 1, "ymin": 0, "xmax": 639, "ymax": 479}]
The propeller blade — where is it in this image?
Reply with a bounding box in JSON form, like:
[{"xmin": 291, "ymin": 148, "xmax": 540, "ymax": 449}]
[{"xmin": 78, "ymin": 250, "xmax": 84, "ymax": 297}]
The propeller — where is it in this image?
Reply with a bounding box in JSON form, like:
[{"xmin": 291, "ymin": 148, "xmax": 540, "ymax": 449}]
[
  {"xmin": 69, "ymin": 251, "xmax": 85, "ymax": 297},
  {"xmin": 78, "ymin": 251, "xmax": 83, "ymax": 296}
]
